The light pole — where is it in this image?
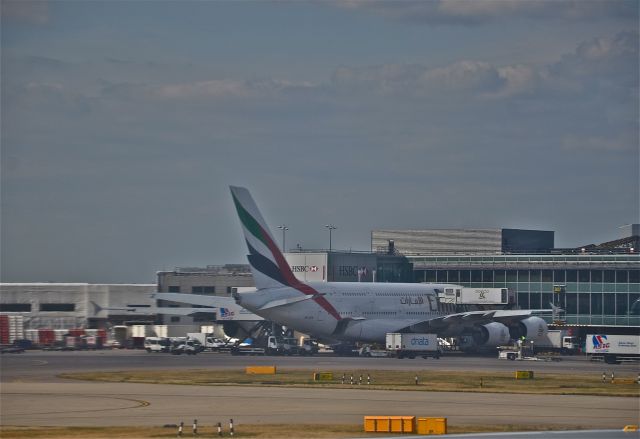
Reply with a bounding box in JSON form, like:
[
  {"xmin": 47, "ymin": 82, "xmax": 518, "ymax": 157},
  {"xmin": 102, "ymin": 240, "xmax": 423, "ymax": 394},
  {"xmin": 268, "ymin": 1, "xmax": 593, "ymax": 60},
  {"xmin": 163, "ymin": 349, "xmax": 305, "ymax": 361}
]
[
  {"xmin": 277, "ymin": 224, "xmax": 289, "ymax": 252},
  {"xmin": 325, "ymin": 224, "xmax": 336, "ymax": 252}
]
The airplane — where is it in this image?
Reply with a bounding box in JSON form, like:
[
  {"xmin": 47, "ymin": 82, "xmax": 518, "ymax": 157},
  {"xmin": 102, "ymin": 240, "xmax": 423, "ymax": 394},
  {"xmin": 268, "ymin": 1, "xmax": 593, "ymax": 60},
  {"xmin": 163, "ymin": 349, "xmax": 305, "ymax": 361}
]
[{"xmin": 224, "ymin": 186, "xmax": 551, "ymax": 347}]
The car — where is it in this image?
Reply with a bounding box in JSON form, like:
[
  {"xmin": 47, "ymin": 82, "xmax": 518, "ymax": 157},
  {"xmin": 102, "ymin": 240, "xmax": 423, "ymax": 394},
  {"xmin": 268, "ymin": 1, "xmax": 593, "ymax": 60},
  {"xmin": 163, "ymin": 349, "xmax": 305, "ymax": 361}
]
[{"xmin": 1, "ymin": 345, "xmax": 25, "ymax": 354}]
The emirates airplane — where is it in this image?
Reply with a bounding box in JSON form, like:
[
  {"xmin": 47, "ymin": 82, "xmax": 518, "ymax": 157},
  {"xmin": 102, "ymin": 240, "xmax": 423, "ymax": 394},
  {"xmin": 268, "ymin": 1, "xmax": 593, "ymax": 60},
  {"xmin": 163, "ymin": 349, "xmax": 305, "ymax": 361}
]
[{"xmin": 223, "ymin": 186, "xmax": 550, "ymax": 347}]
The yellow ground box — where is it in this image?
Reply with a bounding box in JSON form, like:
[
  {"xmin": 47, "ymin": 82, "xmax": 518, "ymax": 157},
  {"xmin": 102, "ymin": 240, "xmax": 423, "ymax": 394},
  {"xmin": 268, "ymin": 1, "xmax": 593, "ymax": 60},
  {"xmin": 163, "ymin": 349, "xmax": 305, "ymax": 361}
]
[
  {"xmin": 245, "ymin": 366, "xmax": 276, "ymax": 374},
  {"xmin": 416, "ymin": 417, "xmax": 447, "ymax": 435},
  {"xmin": 364, "ymin": 417, "xmax": 378, "ymax": 432},
  {"xmin": 363, "ymin": 416, "xmax": 415, "ymax": 433},
  {"xmin": 313, "ymin": 372, "xmax": 333, "ymax": 381},
  {"xmin": 376, "ymin": 417, "xmax": 391, "ymax": 432},
  {"xmin": 623, "ymin": 425, "xmax": 638, "ymax": 432},
  {"xmin": 515, "ymin": 370, "xmax": 534, "ymax": 379}
]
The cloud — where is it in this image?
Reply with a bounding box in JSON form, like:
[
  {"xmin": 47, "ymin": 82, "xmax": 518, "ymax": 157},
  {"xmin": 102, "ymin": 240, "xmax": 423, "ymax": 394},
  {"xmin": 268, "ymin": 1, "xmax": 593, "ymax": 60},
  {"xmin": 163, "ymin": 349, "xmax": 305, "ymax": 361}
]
[
  {"xmin": 340, "ymin": 0, "xmax": 637, "ymax": 26},
  {"xmin": 1, "ymin": 1, "xmax": 49, "ymax": 25},
  {"xmin": 550, "ymin": 31, "xmax": 639, "ymax": 88}
]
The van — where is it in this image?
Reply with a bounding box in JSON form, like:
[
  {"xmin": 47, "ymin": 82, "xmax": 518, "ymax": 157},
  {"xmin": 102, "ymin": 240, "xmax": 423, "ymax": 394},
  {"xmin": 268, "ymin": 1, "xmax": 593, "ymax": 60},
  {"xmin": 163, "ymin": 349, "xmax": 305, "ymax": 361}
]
[{"xmin": 144, "ymin": 337, "xmax": 170, "ymax": 353}]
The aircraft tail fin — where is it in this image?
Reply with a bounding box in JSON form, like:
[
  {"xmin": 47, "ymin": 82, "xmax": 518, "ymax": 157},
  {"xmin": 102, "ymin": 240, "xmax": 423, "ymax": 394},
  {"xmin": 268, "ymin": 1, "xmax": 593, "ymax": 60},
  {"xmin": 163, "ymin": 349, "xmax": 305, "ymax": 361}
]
[{"xmin": 230, "ymin": 186, "xmax": 299, "ymax": 290}]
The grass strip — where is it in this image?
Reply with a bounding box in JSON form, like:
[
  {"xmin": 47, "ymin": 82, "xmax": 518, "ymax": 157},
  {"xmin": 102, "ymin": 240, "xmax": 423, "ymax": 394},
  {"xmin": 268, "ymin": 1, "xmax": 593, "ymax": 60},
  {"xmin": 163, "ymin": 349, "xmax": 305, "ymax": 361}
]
[
  {"xmin": 0, "ymin": 423, "xmax": 587, "ymax": 438},
  {"xmin": 58, "ymin": 369, "xmax": 640, "ymax": 397}
]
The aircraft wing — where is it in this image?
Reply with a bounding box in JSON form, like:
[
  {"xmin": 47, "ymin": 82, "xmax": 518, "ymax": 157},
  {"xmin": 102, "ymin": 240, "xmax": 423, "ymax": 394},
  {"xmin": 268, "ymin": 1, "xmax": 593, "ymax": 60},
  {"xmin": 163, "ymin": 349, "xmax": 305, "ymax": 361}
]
[
  {"xmin": 397, "ymin": 309, "xmax": 548, "ymax": 336},
  {"xmin": 152, "ymin": 292, "xmax": 236, "ymax": 307},
  {"xmin": 151, "ymin": 292, "xmax": 263, "ymax": 321}
]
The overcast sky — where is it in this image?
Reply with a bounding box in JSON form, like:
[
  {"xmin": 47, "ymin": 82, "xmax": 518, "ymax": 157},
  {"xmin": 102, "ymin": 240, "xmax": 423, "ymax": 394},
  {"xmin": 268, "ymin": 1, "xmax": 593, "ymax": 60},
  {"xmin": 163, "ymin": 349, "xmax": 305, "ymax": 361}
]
[{"xmin": 1, "ymin": 1, "xmax": 638, "ymax": 283}]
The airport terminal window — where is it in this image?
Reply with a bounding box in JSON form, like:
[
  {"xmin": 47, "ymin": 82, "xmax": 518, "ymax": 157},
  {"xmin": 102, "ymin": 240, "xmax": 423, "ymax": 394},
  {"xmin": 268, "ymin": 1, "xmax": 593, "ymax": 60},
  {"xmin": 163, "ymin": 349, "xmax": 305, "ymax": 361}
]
[
  {"xmin": 436, "ymin": 270, "xmax": 447, "ymax": 282},
  {"xmin": 518, "ymin": 293, "xmax": 529, "ymax": 309},
  {"xmin": 616, "ymin": 294, "xmax": 629, "ymax": 315},
  {"xmin": 529, "ymin": 270, "xmax": 540, "ymax": 282},
  {"xmin": 578, "ymin": 270, "xmax": 590, "ymax": 283},
  {"xmin": 447, "ymin": 270, "xmax": 459, "ymax": 282},
  {"xmin": 483, "ymin": 271, "xmax": 494, "ymax": 283},
  {"xmin": 566, "ymin": 270, "xmax": 577, "ymax": 282},
  {"xmin": 542, "ymin": 270, "xmax": 553, "ymax": 282},
  {"xmin": 604, "ymin": 270, "xmax": 615, "ymax": 283},
  {"xmin": 552, "ymin": 270, "xmax": 564, "ymax": 283},
  {"xmin": 424, "ymin": 271, "xmax": 436, "ymax": 282},
  {"xmin": 529, "ymin": 293, "xmax": 541, "ymax": 309},
  {"xmin": 168, "ymin": 286, "xmax": 181, "ymax": 293},
  {"xmin": 565, "ymin": 294, "xmax": 577, "ymax": 314},
  {"xmin": 630, "ymin": 294, "xmax": 640, "ymax": 315},
  {"xmin": 578, "ymin": 293, "xmax": 590, "ymax": 314},
  {"xmin": 40, "ymin": 303, "xmax": 75, "ymax": 312},
  {"xmin": 471, "ymin": 270, "xmax": 482, "ymax": 282},
  {"xmin": 591, "ymin": 293, "xmax": 603, "ymax": 314},
  {"xmin": 506, "ymin": 271, "xmax": 517, "ymax": 282},
  {"xmin": 517, "ymin": 271, "xmax": 529, "ymax": 282},
  {"xmin": 542, "ymin": 293, "xmax": 552, "ymax": 310},
  {"xmin": 170, "ymin": 316, "xmax": 180, "ymax": 322},
  {"xmin": 630, "ymin": 270, "xmax": 640, "ymax": 283},
  {"xmin": 591, "ymin": 270, "xmax": 603, "ymax": 283},
  {"xmin": 460, "ymin": 270, "xmax": 471, "ymax": 282},
  {"xmin": 0, "ymin": 303, "xmax": 31, "ymax": 312},
  {"xmin": 603, "ymin": 295, "xmax": 615, "ymax": 315},
  {"xmin": 616, "ymin": 270, "xmax": 628, "ymax": 283},
  {"xmin": 192, "ymin": 286, "xmax": 215, "ymax": 294},
  {"xmin": 494, "ymin": 270, "xmax": 505, "ymax": 282}
]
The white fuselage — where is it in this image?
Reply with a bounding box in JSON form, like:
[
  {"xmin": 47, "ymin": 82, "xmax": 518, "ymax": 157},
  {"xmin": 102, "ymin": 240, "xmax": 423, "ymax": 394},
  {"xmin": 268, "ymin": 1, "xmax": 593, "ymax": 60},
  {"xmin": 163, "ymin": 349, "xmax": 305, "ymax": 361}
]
[{"xmin": 236, "ymin": 282, "xmax": 460, "ymax": 342}]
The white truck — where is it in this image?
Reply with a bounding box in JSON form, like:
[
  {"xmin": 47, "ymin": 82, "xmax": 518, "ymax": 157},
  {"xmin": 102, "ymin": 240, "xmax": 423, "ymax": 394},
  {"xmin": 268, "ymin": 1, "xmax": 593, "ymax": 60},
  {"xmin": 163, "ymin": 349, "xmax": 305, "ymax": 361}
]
[
  {"xmin": 386, "ymin": 333, "xmax": 440, "ymax": 359},
  {"xmin": 533, "ymin": 329, "xmax": 579, "ymax": 355},
  {"xmin": 187, "ymin": 333, "xmax": 227, "ymax": 351},
  {"xmin": 586, "ymin": 334, "xmax": 640, "ymax": 364}
]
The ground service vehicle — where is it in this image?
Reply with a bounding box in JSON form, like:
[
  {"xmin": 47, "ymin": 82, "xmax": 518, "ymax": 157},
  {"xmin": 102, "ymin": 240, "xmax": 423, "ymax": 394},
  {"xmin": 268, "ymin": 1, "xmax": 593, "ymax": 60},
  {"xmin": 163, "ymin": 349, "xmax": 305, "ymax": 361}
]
[
  {"xmin": 386, "ymin": 333, "xmax": 440, "ymax": 359},
  {"xmin": 230, "ymin": 336, "xmax": 283, "ymax": 355},
  {"xmin": 535, "ymin": 330, "xmax": 579, "ymax": 354},
  {"xmin": 186, "ymin": 333, "xmax": 226, "ymax": 351},
  {"xmin": 359, "ymin": 345, "xmax": 388, "ymax": 357},
  {"xmin": 144, "ymin": 337, "xmax": 170, "ymax": 353},
  {"xmin": 170, "ymin": 338, "xmax": 203, "ymax": 355},
  {"xmin": 586, "ymin": 334, "xmax": 640, "ymax": 364},
  {"xmin": 298, "ymin": 338, "xmax": 319, "ymax": 356}
]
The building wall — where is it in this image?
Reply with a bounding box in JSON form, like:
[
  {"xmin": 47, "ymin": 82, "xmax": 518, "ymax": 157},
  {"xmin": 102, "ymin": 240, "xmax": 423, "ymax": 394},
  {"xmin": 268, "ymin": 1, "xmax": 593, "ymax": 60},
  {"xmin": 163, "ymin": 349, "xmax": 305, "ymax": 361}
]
[
  {"xmin": 372, "ymin": 229, "xmax": 503, "ymax": 254},
  {"xmin": 410, "ymin": 254, "xmax": 640, "ymax": 327},
  {"xmin": 0, "ymin": 283, "xmax": 155, "ymax": 329}
]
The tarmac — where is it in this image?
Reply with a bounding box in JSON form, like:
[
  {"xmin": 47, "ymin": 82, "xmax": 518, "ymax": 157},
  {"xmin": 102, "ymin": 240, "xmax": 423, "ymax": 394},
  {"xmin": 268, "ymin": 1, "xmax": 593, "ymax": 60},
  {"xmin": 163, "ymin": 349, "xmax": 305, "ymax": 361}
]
[{"xmin": 1, "ymin": 350, "xmax": 638, "ymax": 430}]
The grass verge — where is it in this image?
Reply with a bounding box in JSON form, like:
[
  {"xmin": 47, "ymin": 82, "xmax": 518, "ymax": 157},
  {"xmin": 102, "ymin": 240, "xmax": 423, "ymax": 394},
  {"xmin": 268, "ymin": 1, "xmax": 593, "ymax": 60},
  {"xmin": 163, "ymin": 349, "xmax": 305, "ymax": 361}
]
[
  {"xmin": 0, "ymin": 423, "xmax": 587, "ymax": 438},
  {"xmin": 58, "ymin": 369, "xmax": 639, "ymax": 397}
]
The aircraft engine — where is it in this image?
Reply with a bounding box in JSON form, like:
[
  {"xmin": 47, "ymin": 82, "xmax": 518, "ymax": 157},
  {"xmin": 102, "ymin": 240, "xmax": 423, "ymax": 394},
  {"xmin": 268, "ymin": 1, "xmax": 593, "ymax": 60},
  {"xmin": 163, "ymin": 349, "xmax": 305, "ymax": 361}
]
[
  {"xmin": 508, "ymin": 316, "xmax": 548, "ymax": 342},
  {"xmin": 474, "ymin": 322, "xmax": 510, "ymax": 348}
]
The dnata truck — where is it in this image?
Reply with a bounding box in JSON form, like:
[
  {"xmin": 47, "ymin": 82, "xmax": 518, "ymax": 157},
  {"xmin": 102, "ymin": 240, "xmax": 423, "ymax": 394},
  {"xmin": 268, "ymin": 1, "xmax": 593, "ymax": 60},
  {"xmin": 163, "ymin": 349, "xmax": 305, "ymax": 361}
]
[
  {"xmin": 586, "ymin": 334, "xmax": 640, "ymax": 364},
  {"xmin": 386, "ymin": 333, "xmax": 440, "ymax": 359}
]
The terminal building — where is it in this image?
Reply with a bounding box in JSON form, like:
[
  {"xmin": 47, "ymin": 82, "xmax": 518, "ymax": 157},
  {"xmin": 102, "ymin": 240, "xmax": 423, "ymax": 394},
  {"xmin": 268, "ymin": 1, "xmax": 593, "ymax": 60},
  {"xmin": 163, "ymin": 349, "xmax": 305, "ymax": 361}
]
[{"xmin": 2, "ymin": 225, "xmax": 638, "ymax": 341}]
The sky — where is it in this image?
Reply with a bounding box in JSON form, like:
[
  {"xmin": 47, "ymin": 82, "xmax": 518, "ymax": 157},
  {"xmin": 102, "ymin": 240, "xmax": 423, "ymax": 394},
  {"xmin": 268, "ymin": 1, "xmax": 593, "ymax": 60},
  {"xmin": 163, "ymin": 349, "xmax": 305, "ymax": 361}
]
[{"xmin": 1, "ymin": 0, "xmax": 638, "ymax": 283}]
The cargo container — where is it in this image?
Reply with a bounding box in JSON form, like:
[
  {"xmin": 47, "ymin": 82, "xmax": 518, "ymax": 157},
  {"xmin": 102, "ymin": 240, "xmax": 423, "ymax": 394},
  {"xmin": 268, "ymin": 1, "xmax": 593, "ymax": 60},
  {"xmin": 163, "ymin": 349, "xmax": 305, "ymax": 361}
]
[
  {"xmin": 386, "ymin": 333, "xmax": 440, "ymax": 359},
  {"xmin": 39, "ymin": 329, "xmax": 56, "ymax": 346},
  {"xmin": 586, "ymin": 334, "xmax": 640, "ymax": 364},
  {"xmin": 0, "ymin": 315, "xmax": 25, "ymax": 344}
]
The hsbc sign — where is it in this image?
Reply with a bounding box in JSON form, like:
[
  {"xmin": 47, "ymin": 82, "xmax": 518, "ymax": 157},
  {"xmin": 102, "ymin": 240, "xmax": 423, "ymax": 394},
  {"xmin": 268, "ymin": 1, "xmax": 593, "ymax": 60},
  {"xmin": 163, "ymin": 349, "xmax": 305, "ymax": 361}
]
[{"xmin": 291, "ymin": 265, "xmax": 319, "ymax": 273}]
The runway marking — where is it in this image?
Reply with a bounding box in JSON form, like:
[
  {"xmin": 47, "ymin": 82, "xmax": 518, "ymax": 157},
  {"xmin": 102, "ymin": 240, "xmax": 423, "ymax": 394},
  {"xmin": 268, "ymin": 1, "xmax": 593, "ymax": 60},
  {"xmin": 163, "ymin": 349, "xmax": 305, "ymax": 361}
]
[{"xmin": 2, "ymin": 393, "xmax": 150, "ymax": 415}]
